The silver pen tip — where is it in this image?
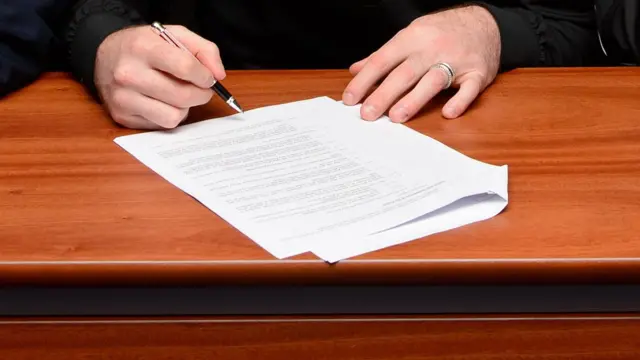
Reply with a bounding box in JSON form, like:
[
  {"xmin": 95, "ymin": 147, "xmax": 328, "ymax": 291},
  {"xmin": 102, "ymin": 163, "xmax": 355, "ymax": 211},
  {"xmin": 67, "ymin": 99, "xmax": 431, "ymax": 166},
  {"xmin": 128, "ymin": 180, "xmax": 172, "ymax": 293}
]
[{"xmin": 229, "ymin": 99, "xmax": 244, "ymax": 113}]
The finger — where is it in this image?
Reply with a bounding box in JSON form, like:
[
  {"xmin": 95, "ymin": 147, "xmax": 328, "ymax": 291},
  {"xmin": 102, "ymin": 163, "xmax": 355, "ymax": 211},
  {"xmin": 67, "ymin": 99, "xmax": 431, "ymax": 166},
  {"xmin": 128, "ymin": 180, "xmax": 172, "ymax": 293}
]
[
  {"xmin": 115, "ymin": 65, "xmax": 213, "ymax": 108},
  {"xmin": 349, "ymin": 56, "xmax": 368, "ymax": 75},
  {"xmin": 442, "ymin": 76, "xmax": 483, "ymax": 119},
  {"xmin": 388, "ymin": 66, "xmax": 449, "ymax": 123},
  {"xmin": 167, "ymin": 25, "xmax": 226, "ymax": 80},
  {"xmin": 342, "ymin": 33, "xmax": 411, "ymax": 106},
  {"xmin": 114, "ymin": 114, "xmax": 165, "ymax": 130},
  {"xmin": 144, "ymin": 43, "xmax": 215, "ymax": 89},
  {"xmin": 111, "ymin": 88, "xmax": 188, "ymax": 129},
  {"xmin": 359, "ymin": 54, "xmax": 429, "ymax": 121}
]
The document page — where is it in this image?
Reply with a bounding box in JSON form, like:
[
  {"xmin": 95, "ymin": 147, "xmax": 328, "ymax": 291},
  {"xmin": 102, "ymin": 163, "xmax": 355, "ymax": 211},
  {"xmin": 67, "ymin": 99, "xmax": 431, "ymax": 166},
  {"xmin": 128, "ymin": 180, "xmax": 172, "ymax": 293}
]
[
  {"xmin": 114, "ymin": 96, "xmax": 508, "ymax": 261},
  {"xmin": 115, "ymin": 97, "xmax": 490, "ymax": 258}
]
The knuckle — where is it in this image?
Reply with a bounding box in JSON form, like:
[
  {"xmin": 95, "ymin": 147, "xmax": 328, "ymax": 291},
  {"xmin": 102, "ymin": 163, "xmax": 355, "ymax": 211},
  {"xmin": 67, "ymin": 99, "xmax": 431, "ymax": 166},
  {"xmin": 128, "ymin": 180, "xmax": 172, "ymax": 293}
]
[
  {"xmin": 407, "ymin": 22, "xmax": 431, "ymax": 39},
  {"xmin": 196, "ymin": 89, "xmax": 214, "ymax": 105},
  {"xmin": 111, "ymin": 113, "xmax": 129, "ymax": 127},
  {"xmin": 164, "ymin": 107, "xmax": 187, "ymax": 128},
  {"xmin": 110, "ymin": 89, "xmax": 130, "ymax": 110},
  {"xmin": 393, "ymin": 28, "xmax": 408, "ymax": 41},
  {"xmin": 200, "ymin": 73, "xmax": 215, "ymax": 88},
  {"xmin": 173, "ymin": 87, "xmax": 194, "ymax": 107},
  {"xmin": 401, "ymin": 68, "xmax": 418, "ymax": 85},
  {"xmin": 210, "ymin": 42, "xmax": 220, "ymax": 55},
  {"xmin": 172, "ymin": 25, "xmax": 188, "ymax": 33},
  {"xmin": 113, "ymin": 63, "xmax": 136, "ymax": 86},
  {"xmin": 407, "ymin": 24, "xmax": 425, "ymax": 38},
  {"xmin": 174, "ymin": 57, "xmax": 196, "ymax": 78},
  {"xmin": 403, "ymin": 57, "xmax": 424, "ymax": 82},
  {"xmin": 368, "ymin": 54, "xmax": 388, "ymax": 72},
  {"xmin": 108, "ymin": 106, "xmax": 131, "ymax": 127},
  {"xmin": 130, "ymin": 35, "xmax": 153, "ymax": 54},
  {"xmin": 172, "ymin": 86, "xmax": 211, "ymax": 107}
]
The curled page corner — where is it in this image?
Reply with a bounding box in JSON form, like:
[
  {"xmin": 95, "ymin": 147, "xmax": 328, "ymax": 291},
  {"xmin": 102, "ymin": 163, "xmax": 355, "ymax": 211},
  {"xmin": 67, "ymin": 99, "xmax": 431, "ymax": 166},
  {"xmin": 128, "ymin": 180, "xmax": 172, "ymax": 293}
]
[{"xmin": 311, "ymin": 164, "xmax": 509, "ymax": 263}]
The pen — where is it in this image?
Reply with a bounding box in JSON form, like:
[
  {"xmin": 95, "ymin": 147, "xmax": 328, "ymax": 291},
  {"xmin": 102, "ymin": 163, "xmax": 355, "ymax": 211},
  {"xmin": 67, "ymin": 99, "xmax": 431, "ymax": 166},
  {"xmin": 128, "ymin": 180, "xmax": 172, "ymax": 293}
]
[{"xmin": 151, "ymin": 21, "xmax": 243, "ymax": 113}]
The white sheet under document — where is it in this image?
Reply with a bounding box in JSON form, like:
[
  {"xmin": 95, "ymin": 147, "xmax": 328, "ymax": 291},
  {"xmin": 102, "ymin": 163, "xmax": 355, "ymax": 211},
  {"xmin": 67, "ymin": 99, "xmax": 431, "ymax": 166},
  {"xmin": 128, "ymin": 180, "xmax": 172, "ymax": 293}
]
[{"xmin": 114, "ymin": 96, "xmax": 508, "ymax": 262}]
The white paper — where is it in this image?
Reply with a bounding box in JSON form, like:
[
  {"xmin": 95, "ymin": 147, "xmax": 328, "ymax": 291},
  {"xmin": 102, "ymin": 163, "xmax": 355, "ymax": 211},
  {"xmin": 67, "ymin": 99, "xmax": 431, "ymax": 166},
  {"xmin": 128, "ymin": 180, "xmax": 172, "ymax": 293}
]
[
  {"xmin": 305, "ymin": 102, "xmax": 508, "ymax": 262},
  {"xmin": 114, "ymin": 96, "xmax": 508, "ymax": 261}
]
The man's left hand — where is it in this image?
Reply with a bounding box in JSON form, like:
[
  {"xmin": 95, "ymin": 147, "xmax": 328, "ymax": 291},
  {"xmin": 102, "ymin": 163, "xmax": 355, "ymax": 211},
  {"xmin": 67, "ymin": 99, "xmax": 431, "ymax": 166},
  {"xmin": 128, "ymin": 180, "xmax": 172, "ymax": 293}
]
[{"xmin": 342, "ymin": 5, "xmax": 501, "ymax": 123}]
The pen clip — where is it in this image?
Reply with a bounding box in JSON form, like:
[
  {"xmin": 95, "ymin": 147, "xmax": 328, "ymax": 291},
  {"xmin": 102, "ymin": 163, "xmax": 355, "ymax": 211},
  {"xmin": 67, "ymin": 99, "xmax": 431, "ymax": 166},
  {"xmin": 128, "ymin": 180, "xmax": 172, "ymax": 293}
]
[{"xmin": 151, "ymin": 21, "xmax": 189, "ymax": 52}]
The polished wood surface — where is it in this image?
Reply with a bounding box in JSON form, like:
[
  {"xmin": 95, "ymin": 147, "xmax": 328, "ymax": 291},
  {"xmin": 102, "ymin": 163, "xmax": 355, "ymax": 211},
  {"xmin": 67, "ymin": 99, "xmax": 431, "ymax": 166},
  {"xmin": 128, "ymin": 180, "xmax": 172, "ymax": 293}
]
[
  {"xmin": 1, "ymin": 69, "xmax": 640, "ymax": 285},
  {"xmin": 2, "ymin": 315, "xmax": 640, "ymax": 359}
]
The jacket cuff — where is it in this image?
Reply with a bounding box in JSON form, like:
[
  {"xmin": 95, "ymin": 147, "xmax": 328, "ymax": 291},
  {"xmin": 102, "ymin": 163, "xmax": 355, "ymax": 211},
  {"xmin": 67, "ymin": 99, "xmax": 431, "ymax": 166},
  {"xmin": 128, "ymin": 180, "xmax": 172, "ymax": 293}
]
[
  {"xmin": 470, "ymin": 3, "xmax": 542, "ymax": 71},
  {"xmin": 66, "ymin": 1, "xmax": 145, "ymax": 101}
]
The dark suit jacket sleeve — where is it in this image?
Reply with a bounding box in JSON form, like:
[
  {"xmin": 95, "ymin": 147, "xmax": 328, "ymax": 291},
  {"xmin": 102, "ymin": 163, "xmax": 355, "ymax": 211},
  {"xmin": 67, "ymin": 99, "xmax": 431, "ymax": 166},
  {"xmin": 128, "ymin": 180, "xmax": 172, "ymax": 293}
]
[
  {"xmin": 474, "ymin": 2, "xmax": 597, "ymax": 70},
  {"xmin": 64, "ymin": 0, "xmax": 148, "ymax": 100},
  {"xmin": 596, "ymin": 0, "xmax": 640, "ymax": 64},
  {"xmin": 0, "ymin": 0, "xmax": 71, "ymax": 98}
]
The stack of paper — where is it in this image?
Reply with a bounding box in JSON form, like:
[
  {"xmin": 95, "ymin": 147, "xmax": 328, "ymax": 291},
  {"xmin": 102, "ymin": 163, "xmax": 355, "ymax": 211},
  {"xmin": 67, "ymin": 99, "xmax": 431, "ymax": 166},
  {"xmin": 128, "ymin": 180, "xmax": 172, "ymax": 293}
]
[{"xmin": 114, "ymin": 97, "xmax": 508, "ymax": 262}]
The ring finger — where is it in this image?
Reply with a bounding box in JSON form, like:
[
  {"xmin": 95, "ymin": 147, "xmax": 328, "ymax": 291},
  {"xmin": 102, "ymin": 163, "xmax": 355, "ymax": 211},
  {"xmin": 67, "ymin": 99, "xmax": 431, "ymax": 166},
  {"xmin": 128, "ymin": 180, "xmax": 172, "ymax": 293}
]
[{"xmin": 115, "ymin": 114, "xmax": 165, "ymax": 130}]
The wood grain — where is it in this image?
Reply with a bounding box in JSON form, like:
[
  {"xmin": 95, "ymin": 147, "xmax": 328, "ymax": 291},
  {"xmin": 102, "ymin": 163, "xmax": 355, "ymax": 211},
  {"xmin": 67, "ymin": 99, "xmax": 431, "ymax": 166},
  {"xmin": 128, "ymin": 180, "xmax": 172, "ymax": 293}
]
[
  {"xmin": 1, "ymin": 69, "xmax": 640, "ymax": 285},
  {"xmin": 1, "ymin": 315, "xmax": 640, "ymax": 359}
]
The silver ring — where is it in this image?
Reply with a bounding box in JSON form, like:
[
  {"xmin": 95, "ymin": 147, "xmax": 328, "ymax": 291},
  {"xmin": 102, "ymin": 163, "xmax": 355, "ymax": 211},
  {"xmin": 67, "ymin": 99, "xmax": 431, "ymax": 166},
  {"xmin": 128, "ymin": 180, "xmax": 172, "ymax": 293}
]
[{"xmin": 430, "ymin": 62, "xmax": 456, "ymax": 89}]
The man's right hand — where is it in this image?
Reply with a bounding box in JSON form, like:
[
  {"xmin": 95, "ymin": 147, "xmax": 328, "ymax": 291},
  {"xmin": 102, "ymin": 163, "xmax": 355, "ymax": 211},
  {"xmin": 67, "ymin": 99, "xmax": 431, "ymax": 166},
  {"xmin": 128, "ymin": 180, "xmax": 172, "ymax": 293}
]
[{"xmin": 94, "ymin": 25, "xmax": 226, "ymax": 129}]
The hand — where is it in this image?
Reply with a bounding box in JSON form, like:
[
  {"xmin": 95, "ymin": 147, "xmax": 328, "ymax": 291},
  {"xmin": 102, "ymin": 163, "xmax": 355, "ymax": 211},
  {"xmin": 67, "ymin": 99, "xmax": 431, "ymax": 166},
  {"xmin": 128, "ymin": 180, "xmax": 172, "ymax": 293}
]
[
  {"xmin": 94, "ymin": 25, "xmax": 226, "ymax": 129},
  {"xmin": 342, "ymin": 5, "xmax": 501, "ymax": 123}
]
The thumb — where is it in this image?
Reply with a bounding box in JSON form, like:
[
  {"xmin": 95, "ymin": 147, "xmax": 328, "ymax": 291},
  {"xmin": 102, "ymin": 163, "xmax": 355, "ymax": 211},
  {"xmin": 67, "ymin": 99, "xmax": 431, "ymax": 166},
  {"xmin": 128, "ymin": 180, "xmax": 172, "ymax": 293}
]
[{"xmin": 167, "ymin": 25, "xmax": 227, "ymax": 81}]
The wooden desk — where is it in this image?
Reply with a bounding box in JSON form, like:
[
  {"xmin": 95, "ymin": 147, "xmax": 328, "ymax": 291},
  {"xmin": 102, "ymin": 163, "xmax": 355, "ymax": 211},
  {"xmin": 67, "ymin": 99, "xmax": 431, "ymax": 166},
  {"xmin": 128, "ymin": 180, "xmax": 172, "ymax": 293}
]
[
  {"xmin": 2, "ymin": 69, "xmax": 640, "ymax": 357},
  {"xmin": 2, "ymin": 68, "xmax": 640, "ymax": 282}
]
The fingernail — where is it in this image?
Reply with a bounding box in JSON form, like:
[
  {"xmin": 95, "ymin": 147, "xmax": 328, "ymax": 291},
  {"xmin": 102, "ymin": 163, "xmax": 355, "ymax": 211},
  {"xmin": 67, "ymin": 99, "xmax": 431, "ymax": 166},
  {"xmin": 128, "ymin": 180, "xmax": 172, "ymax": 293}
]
[
  {"xmin": 392, "ymin": 106, "xmax": 409, "ymax": 123},
  {"xmin": 343, "ymin": 91, "xmax": 355, "ymax": 105},
  {"xmin": 362, "ymin": 105, "xmax": 377, "ymax": 120}
]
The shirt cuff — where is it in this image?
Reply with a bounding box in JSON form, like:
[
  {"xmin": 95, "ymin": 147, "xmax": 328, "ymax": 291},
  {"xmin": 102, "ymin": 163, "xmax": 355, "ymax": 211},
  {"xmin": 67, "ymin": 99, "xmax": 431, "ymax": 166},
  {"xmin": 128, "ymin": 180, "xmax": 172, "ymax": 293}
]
[{"xmin": 470, "ymin": 3, "xmax": 542, "ymax": 71}]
